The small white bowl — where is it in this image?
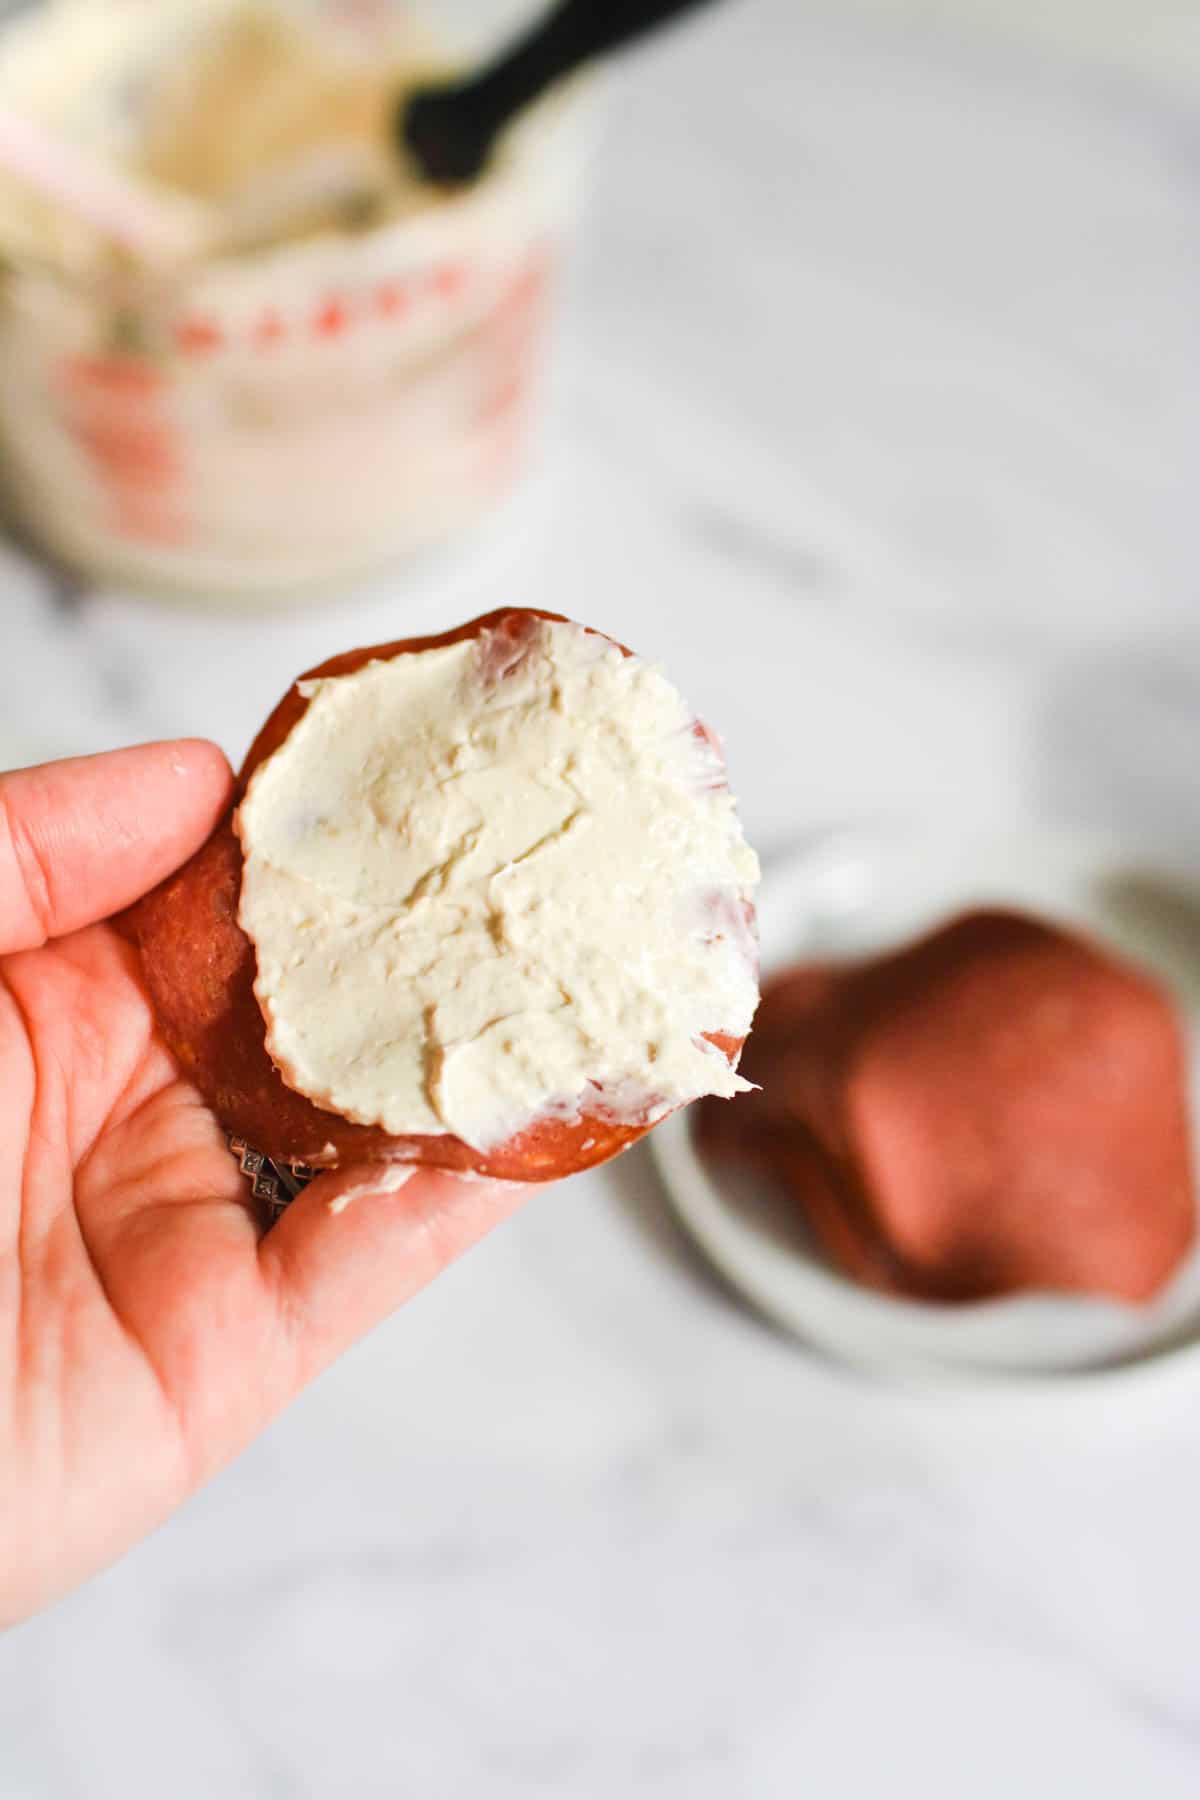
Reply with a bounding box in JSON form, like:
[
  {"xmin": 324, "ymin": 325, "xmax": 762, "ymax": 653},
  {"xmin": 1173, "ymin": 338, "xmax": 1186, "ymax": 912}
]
[{"xmin": 652, "ymin": 820, "xmax": 1200, "ymax": 1388}]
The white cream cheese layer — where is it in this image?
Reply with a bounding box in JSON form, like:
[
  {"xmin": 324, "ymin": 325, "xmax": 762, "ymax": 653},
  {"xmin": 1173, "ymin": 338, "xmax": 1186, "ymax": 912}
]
[{"xmin": 235, "ymin": 617, "xmax": 760, "ymax": 1149}]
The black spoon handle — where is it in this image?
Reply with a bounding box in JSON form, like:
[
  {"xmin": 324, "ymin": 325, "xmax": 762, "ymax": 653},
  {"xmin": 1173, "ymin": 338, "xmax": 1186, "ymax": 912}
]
[{"xmin": 401, "ymin": 0, "xmax": 723, "ymax": 185}]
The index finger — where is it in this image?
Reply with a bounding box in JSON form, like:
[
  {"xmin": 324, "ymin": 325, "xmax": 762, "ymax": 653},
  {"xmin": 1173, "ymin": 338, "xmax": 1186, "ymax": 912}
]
[{"xmin": 0, "ymin": 740, "xmax": 233, "ymax": 954}]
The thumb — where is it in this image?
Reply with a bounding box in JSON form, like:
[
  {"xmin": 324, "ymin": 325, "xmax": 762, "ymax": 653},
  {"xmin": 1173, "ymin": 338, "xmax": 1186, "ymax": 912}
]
[
  {"xmin": 258, "ymin": 1165, "xmax": 535, "ymax": 1385},
  {"xmin": 0, "ymin": 740, "xmax": 232, "ymax": 954}
]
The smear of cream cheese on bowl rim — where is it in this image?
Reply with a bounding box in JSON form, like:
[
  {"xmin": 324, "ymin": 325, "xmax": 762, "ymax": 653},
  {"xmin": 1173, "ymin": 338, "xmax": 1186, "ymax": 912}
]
[{"xmin": 235, "ymin": 617, "xmax": 760, "ymax": 1151}]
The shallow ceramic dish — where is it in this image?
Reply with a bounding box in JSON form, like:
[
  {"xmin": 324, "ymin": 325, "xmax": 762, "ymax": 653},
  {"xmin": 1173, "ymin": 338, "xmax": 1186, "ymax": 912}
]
[{"xmin": 651, "ymin": 821, "xmax": 1200, "ymax": 1386}]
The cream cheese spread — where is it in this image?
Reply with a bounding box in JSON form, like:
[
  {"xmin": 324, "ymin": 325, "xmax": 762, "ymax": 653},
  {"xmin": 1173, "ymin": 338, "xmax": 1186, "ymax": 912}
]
[{"xmin": 235, "ymin": 617, "xmax": 760, "ymax": 1150}]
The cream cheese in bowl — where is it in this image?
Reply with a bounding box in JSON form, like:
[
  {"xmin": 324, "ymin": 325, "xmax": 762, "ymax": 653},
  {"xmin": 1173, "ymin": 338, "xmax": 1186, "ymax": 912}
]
[{"xmin": 0, "ymin": 0, "xmax": 592, "ymax": 599}]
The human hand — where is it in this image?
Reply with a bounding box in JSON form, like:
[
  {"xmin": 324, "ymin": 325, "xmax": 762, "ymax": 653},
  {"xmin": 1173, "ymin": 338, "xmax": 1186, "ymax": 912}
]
[{"xmin": 0, "ymin": 743, "xmax": 523, "ymax": 1628}]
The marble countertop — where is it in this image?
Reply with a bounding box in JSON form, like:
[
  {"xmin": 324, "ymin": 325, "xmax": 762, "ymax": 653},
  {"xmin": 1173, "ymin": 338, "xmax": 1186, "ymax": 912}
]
[{"xmin": 4, "ymin": 3, "xmax": 1200, "ymax": 1793}]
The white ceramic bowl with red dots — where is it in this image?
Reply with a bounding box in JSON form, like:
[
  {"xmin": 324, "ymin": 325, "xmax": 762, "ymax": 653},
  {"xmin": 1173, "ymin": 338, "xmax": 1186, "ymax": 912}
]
[{"xmin": 0, "ymin": 0, "xmax": 592, "ymax": 601}]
